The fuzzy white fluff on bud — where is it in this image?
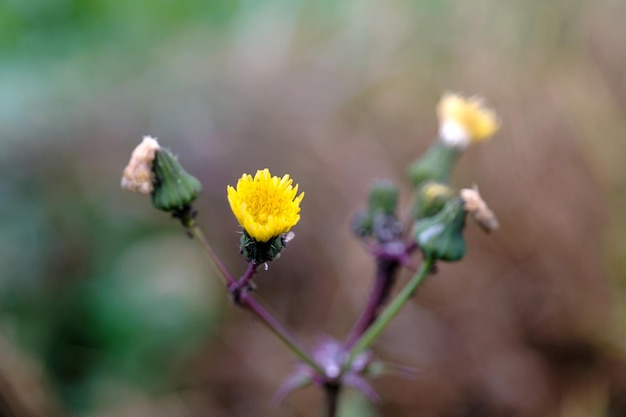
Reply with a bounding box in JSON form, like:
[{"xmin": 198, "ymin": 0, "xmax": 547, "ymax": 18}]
[{"xmin": 121, "ymin": 136, "xmax": 161, "ymax": 194}]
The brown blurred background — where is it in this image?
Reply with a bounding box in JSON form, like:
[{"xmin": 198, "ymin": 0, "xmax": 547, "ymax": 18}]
[{"xmin": 1, "ymin": 0, "xmax": 626, "ymax": 416}]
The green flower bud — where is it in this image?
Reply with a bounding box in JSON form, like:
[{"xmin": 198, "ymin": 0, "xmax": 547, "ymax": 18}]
[
  {"xmin": 413, "ymin": 198, "xmax": 467, "ymax": 262},
  {"xmin": 412, "ymin": 181, "xmax": 455, "ymax": 220},
  {"xmin": 240, "ymin": 232, "xmax": 291, "ymax": 264},
  {"xmin": 407, "ymin": 140, "xmax": 462, "ymax": 187},
  {"xmin": 368, "ymin": 179, "xmax": 399, "ymax": 216},
  {"xmin": 351, "ymin": 180, "xmax": 399, "ymax": 240},
  {"xmin": 351, "ymin": 209, "xmax": 374, "ymax": 237},
  {"xmin": 151, "ymin": 148, "xmax": 202, "ymax": 212}
]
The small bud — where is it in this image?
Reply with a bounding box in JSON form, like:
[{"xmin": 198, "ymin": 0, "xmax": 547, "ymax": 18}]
[
  {"xmin": 351, "ymin": 209, "xmax": 374, "ymax": 237},
  {"xmin": 121, "ymin": 136, "xmax": 161, "ymax": 194},
  {"xmin": 412, "ymin": 181, "xmax": 455, "ymax": 220},
  {"xmin": 413, "ymin": 198, "xmax": 467, "ymax": 262},
  {"xmin": 351, "ymin": 180, "xmax": 400, "ymax": 240},
  {"xmin": 240, "ymin": 232, "xmax": 290, "ymax": 264},
  {"xmin": 151, "ymin": 147, "xmax": 202, "ymax": 212},
  {"xmin": 461, "ymin": 185, "xmax": 499, "ymax": 233},
  {"xmin": 407, "ymin": 141, "xmax": 462, "ymax": 187},
  {"xmin": 371, "ymin": 214, "xmax": 403, "ymax": 243},
  {"xmin": 368, "ymin": 179, "xmax": 399, "ymax": 216}
]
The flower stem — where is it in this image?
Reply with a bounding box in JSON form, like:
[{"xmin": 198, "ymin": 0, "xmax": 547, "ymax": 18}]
[
  {"xmin": 239, "ymin": 291, "xmax": 324, "ymax": 374},
  {"xmin": 345, "ymin": 257, "xmax": 434, "ymax": 368},
  {"xmin": 229, "ymin": 262, "xmax": 258, "ymax": 297},
  {"xmin": 344, "ymin": 259, "xmax": 399, "ymax": 350},
  {"xmin": 178, "ymin": 208, "xmax": 323, "ymax": 382},
  {"xmin": 188, "ymin": 223, "xmax": 236, "ymax": 286},
  {"xmin": 324, "ymin": 383, "xmax": 341, "ymax": 417},
  {"xmin": 185, "ymin": 219, "xmax": 323, "ymax": 375}
]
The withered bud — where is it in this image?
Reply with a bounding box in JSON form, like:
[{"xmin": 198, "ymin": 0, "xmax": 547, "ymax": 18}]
[
  {"xmin": 121, "ymin": 136, "xmax": 161, "ymax": 194},
  {"xmin": 460, "ymin": 185, "xmax": 499, "ymax": 233}
]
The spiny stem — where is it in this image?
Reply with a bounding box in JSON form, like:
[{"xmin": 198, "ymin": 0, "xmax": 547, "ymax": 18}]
[{"xmin": 345, "ymin": 257, "xmax": 434, "ymax": 369}]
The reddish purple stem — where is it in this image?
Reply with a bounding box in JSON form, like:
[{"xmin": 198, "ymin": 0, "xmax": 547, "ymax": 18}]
[
  {"xmin": 238, "ymin": 290, "xmax": 323, "ymax": 372},
  {"xmin": 229, "ymin": 261, "xmax": 258, "ymax": 299},
  {"xmin": 344, "ymin": 239, "xmax": 418, "ymax": 350},
  {"xmin": 344, "ymin": 259, "xmax": 399, "ymax": 350}
]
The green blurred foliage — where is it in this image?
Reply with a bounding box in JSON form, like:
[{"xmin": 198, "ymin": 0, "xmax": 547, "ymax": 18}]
[{"xmin": 0, "ymin": 0, "xmax": 239, "ymax": 57}]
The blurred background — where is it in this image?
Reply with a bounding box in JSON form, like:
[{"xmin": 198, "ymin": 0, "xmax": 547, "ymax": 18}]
[{"xmin": 1, "ymin": 0, "xmax": 626, "ymax": 416}]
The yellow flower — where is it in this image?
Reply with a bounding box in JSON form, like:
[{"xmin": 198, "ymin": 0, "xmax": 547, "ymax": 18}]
[
  {"xmin": 437, "ymin": 93, "xmax": 500, "ymax": 147},
  {"xmin": 227, "ymin": 169, "xmax": 304, "ymax": 242}
]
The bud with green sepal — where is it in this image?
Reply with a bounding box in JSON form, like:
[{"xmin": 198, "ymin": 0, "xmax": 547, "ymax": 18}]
[
  {"xmin": 151, "ymin": 147, "xmax": 202, "ymax": 213},
  {"xmin": 407, "ymin": 140, "xmax": 462, "ymax": 187},
  {"xmin": 413, "ymin": 197, "xmax": 467, "ymax": 262},
  {"xmin": 368, "ymin": 179, "xmax": 399, "ymax": 216},
  {"xmin": 412, "ymin": 181, "xmax": 455, "ymax": 220},
  {"xmin": 240, "ymin": 231, "xmax": 294, "ymax": 264},
  {"xmin": 351, "ymin": 209, "xmax": 374, "ymax": 238},
  {"xmin": 351, "ymin": 179, "xmax": 401, "ymax": 241}
]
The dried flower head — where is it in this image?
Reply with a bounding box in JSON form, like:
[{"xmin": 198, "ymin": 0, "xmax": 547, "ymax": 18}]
[
  {"xmin": 227, "ymin": 169, "xmax": 304, "ymax": 242},
  {"xmin": 438, "ymin": 93, "xmax": 500, "ymax": 148},
  {"xmin": 461, "ymin": 185, "xmax": 499, "ymax": 233},
  {"xmin": 121, "ymin": 136, "xmax": 161, "ymax": 194}
]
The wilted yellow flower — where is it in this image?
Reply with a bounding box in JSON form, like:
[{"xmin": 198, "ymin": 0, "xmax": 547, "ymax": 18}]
[
  {"xmin": 227, "ymin": 169, "xmax": 304, "ymax": 242},
  {"xmin": 437, "ymin": 93, "xmax": 499, "ymax": 148}
]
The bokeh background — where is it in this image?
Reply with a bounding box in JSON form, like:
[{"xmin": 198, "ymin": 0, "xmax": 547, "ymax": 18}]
[{"xmin": 2, "ymin": 0, "xmax": 626, "ymax": 416}]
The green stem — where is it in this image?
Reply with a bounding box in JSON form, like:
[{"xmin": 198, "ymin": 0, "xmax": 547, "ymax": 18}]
[
  {"xmin": 345, "ymin": 257, "xmax": 434, "ymax": 368},
  {"xmin": 188, "ymin": 223, "xmax": 236, "ymax": 286}
]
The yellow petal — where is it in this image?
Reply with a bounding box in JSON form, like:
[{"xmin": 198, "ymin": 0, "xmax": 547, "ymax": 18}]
[
  {"xmin": 438, "ymin": 93, "xmax": 500, "ymax": 143},
  {"xmin": 226, "ymin": 169, "xmax": 304, "ymax": 242}
]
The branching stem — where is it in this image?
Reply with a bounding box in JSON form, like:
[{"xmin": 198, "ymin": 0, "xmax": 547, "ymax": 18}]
[
  {"xmin": 186, "ymin": 216, "xmax": 324, "ymax": 375},
  {"xmin": 344, "ymin": 259, "xmax": 399, "ymax": 350},
  {"xmin": 345, "ymin": 257, "xmax": 434, "ymax": 369}
]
